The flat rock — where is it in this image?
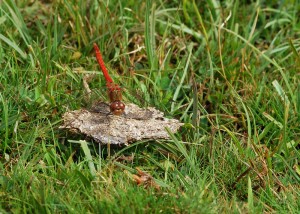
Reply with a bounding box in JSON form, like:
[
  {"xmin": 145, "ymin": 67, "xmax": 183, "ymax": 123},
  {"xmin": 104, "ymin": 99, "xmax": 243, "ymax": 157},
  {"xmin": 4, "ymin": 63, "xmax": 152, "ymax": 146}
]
[{"xmin": 60, "ymin": 103, "xmax": 183, "ymax": 145}]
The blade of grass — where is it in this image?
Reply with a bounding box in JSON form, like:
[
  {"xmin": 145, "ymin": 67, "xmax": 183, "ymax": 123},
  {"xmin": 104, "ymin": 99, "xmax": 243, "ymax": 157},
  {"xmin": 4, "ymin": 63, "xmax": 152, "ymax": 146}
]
[
  {"xmin": 171, "ymin": 43, "xmax": 193, "ymax": 112},
  {"xmin": 248, "ymin": 176, "xmax": 254, "ymax": 214},
  {"xmin": 272, "ymin": 80, "xmax": 290, "ymax": 155},
  {"xmin": 288, "ymin": 39, "xmax": 300, "ymax": 66},
  {"xmin": 275, "ymin": 154, "xmax": 300, "ymax": 182},
  {"xmin": 192, "ymin": 79, "xmax": 198, "ymax": 128},
  {"xmin": 145, "ymin": 0, "xmax": 157, "ymax": 70},
  {"xmin": 78, "ymin": 140, "xmax": 96, "ymax": 177},
  {"xmin": 156, "ymin": 19, "xmax": 203, "ymax": 41},
  {"xmin": 272, "ymin": 80, "xmax": 290, "ymax": 105},
  {"xmin": 221, "ymin": 125, "xmax": 244, "ymax": 155},
  {"xmin": 3, "ymin": 0, "xmax": 32, "ymax": 44},
  {"xmin": 0, "ymin": 93, "xmax": 9, "ymax": 152},
  {"xmin": 192, "ymin": 0, "xmax": 214, "ymax": 85},
  {"xmin": 0, "ymin": 34, "xmax": 27, "ymax": 59},
  {"xmin": 166, "ymin": 128, "xmax": 195, "ymax": 172}
]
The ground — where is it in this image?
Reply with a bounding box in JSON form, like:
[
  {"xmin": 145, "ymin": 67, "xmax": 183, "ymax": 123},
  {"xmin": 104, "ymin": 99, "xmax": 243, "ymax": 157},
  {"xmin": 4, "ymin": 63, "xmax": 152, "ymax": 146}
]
[{"xmin": 0, "ymin": 0, "xmax": 299, "ymax": 213}]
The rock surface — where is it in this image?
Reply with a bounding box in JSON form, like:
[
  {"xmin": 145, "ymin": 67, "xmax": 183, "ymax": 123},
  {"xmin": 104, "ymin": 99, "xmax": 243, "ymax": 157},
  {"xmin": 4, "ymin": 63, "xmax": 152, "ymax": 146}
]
[{"xmin": 60, "ymin": 103, "xmax": 183, "ymax": 145}]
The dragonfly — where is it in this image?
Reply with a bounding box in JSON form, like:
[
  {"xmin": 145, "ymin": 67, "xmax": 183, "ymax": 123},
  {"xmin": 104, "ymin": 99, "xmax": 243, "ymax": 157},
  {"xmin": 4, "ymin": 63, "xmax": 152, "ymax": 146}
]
[
  {"xmin": 52, "ymin": 45, "xmax": 151, "ymax": 119},
  {"xmin": 93, "ymin": 43, "xmax": 126, "ymax": 116},
  {"xmin": 85, "ymin": 44, "xmax": 176, "ymax": 119}
]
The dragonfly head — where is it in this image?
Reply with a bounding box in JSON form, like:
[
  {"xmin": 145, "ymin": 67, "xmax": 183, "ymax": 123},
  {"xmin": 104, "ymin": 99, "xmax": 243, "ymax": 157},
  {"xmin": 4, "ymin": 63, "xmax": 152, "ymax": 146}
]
[{"xmin": 110, "ymin": 101, "xmax": 125, "ymax": 115}]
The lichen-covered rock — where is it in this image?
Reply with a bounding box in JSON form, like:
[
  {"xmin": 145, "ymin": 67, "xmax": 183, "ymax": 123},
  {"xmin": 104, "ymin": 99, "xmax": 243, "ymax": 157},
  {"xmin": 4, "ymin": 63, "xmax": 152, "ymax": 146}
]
[{"xmin": 60, "ymin": 103, "xmax": 183, "ymax": 145}]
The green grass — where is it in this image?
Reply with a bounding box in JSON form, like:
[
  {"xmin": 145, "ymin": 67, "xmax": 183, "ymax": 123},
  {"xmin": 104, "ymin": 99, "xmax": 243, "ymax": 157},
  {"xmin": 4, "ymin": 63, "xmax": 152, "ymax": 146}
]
[{"xmin": 1, "ymin": 0, "xmax": 300, "ymax": 213}]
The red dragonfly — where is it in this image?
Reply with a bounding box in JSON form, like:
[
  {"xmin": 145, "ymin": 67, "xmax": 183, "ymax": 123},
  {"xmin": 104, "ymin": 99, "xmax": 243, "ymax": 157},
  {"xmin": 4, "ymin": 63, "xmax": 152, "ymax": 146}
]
[{"xmin": 93, "ymin": 43, "xmax": 125, "ymax": 115}]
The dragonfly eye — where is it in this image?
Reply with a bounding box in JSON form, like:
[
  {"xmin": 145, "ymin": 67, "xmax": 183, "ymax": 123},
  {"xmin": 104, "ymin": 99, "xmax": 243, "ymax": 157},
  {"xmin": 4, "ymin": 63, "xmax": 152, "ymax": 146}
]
[{"xmin": 110, "ymin": 101, "xmax": 125, "ymax": 115}]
